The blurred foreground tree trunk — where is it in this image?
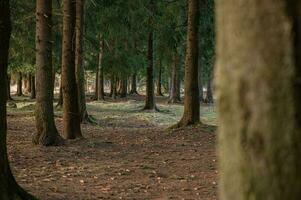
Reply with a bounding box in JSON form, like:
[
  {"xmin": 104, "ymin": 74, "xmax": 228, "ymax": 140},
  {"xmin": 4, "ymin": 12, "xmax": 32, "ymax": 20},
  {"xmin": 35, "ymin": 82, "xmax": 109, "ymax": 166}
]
[{"xmin": 216, "ymin": 0, "xmax": 301, "ymax": 199}]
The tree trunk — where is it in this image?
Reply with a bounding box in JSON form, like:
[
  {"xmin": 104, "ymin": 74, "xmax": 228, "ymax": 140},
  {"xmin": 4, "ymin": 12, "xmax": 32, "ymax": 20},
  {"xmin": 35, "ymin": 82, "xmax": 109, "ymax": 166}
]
[
  {"xmin": 156, "ymin": 63, "xmax": 164, "ymax": 96},
  {"xmin": 27, "ymin": 74, "xmax": 32, "ymax": 94},
  {"xmin": 216, "ymin": 1, "xmax": 301, "ymax": 199},
  {"xmin": 97, "ymin": 36, "xmax": 105, "ymax": 101},
  {"xmin": 75, "ymin": 0, "xmax": 89, "ymax": 123},
  {"xmin": 30, "ymin": 75, "xmax": 36, "ymax": 99},
  {"xmin": 111, "ymin": 75, "xmax": 117, "ymax": 100},
  {"xmin": 56, "ymin": 81, "xmax": 63, "ymax": 107},
  {"xmin": 16, "ymin": 72, "xmax": 23, "ymax": 96},
  {"xmin": 168, "ymin": 52, "xmax": 181, "ymax": 103},
  {"xmin": 0, "ymin": 1, "xmax": 36, "ymax": 199},
  {"xmin": 94, "ymin": 70, "xmax": 99, "ymax": 99},
  {"xmin": 62, "ymin": 0, "xmax": 82, "ymax": 139},
  {"xmin": 130, "ymin": 73, "xmax": 138, "ymax": 95},
  {"xmin": 175, "ymin": 0, "xmax": 200, "ymax": 127},
  {"xmin": 33, "ymin": 0, "xmax": 62, "ymax": 146},
  {"xmin": 205, "ymin": 78, "xmax": 213, "ymax": 103},
  {"xmin": 144, "ymin": 1, "xmax": 156, "ymax": 110},
  {"xmin": 7, "ymin": 74, "xmax": 12, "ymax": 101},
  {"xmin": 198, "ymin": 52, "xmax": 204, "ymax": 102},
  {"xmin": 120, "ymin": 78, "xmax": 127, "ymax": 98}
]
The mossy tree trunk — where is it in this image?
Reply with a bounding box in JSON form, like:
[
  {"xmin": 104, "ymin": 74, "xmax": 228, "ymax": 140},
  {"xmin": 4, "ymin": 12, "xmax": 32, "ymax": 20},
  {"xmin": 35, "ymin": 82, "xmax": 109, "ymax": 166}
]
[
  {"xmin": 0, "ymin": 1, "xmax": 36, "ymax": 199},
  {"xmin": 62, "ymin": 0, "xmax": 82, "ymax": 139},
  {"xmin": 175, "ymin": 0, "xmax": 200, "ymax": 127},
  {"xmin": 34, "ymin": 0, "xmax": 62, "ymax": 145},
  {"xmin": 216, "ymin": 0, "xmax": 301, "ymax": 199}
]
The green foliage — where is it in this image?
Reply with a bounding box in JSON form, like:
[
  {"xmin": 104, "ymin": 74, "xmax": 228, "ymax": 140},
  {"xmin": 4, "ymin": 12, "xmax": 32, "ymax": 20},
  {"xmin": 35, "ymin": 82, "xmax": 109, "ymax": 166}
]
[{"xmin": 8, "ymin": 0, "xmax": 216, "ymax": 87}]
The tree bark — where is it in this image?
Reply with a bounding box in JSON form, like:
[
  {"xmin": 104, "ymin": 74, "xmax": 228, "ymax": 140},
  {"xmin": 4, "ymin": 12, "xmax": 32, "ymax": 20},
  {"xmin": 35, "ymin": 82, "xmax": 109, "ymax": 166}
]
[
  {"xmin": 174, "ymin": 0, "xmax": 200, "ymax": 127},
  {"xmin": 30, "ymin": 75, "xmax": 36, "ymax": 99},
  {"xmin": 144, "ymin": 0, "xmax": 157, "ymax": 110},
  {"xmin": 75, "ymin": 0, "xmax": 89, "ymax": 123},
  {"xmin": 168, "ymin": 52, "xmax": 181, "ymax": 103},
  {"xmin": 62, "ymin": 0, "xmax": 82, "ymax": 139},
  {"xmin": 130, "ymin": 73, "xmax": 138, "ymax": 95},
  {"xmin": 0, "ymin": 1, "xmax": 36, "ymax": 199},
  {"xmin": 97, "ymin": 36, "xmax": 105, "ymax": 101},
  {"xmin": 216, "ymin": 1, "xmax": 301, "ymax": 199},
  {"xmin": 33, "ymin": 0, "xmax": 62, "ymax": 146},
  {"xmin": 16, "ymin": 72, "xmax": 23, "ymax": 96}
]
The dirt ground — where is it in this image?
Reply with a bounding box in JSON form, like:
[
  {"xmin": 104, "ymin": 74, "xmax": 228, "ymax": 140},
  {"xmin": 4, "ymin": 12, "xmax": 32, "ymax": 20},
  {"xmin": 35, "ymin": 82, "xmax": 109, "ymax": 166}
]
[{"xmin": 7, "ymin": 96, "xmax": 217, "ymax": 200}]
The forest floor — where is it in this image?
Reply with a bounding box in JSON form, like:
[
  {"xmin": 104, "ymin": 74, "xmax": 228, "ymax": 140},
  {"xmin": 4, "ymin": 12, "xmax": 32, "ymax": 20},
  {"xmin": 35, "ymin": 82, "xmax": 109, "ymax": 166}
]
[{"xmin": 7, "ymin": 95, "xmax": 217, "ymax": 200}]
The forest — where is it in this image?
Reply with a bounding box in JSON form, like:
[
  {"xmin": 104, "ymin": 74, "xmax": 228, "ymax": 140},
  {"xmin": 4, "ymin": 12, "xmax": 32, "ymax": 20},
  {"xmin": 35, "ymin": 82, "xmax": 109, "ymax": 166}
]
[{"xmin": 0, "ymin": 0, "xmax": 300, "ymax": 199}]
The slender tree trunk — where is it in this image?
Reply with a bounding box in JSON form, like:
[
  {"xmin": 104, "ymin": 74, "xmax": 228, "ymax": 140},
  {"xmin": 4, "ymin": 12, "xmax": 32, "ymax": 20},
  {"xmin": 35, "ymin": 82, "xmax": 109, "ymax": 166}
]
[
  {"xmin": 16, "ymin": 72, "xmax": 23, "ymax": 96},
  {"xmin": 94, "ymin": 70, "xmax": 98, "ymax": 99},
  {"xmin": 156, "ymin": 63, "xmax": 164, "ymax": 96},
  {"xmin": 168, "ymin": 53, "xmax": 181, "ymax": 103},
  {"xmin": 62, "ymin": 0, "xmax": 82, "ymax": 139},
  {"xmin": 216, "ymin": 1, "xmax": 301, "ymax": 199},
  {"xmin": 205, "ymin": 78, "xmax": 213, "ymax": 103},
  {"xmin": 130, "ymin": 73, "xmax": 138, "ymax": 94},
  {"xmin": 33, "ymin": 0, "xmax": 62, "ymax": 146},
  {"xmin": 97, "ymin": 36, "xmax": 105, "ymax": 101},
  {"xmin": 56, "ymin": 80, "xmax": 63, "ymax": 107},
  {"xmin": 27, "ymin": 74, "xmax": 32, "ymax": 94},
  {"xmin": 144, "ymin": 0, "xmax": 156, "ymax": 110},
  {"xmin": 30, "ymin": 75, "xmax": 36, "ymax": 99},
  {"xmin": 7, "ymin": 74, "xmax": 12, "ymax": 101},
  {"xmin": 75, "ymin": 0, "xmax": 89, "ymax": 123},
  {"xmin": 0, "ymin": 1, "xmax": 36, "ymax": 199},
  {"xmin": 112, "ymin": 75, "xmax": 117, "ymax": 100},
  {"xmin": 120, "ymin": 78, "xmax": 127, "ymax": 98},
  {"xmin": 175, "ymin": 0, "xmax": 200, "ymax": 127},
  {"xmin": 198, "ymin": 51, "xmax": 204, "ymax": 102}
]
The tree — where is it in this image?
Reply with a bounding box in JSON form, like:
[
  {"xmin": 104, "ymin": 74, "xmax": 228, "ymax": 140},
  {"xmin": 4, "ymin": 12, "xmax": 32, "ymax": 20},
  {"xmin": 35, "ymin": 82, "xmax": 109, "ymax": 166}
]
[
  {"xmin": 130, "ymin": 73, "xmax": 139, "ymax": 95},
  {"xmin": 144, "ymin": 0, "xmax": 157, "ymax": 110},
  {"xmin": 16, "ymin": 72, "xmax": 23, "ymax": 96},
  {"xmin": 75, "ymin": 0, "xmax": 90, "ymax": 123},
  {"xmin": 216, "ymin": 0, "xmax": 301, "ymax": 199},
  {"xmin": 97, "ymin": 36, "xmax": 105, "ymax": 101},
  {"xmin": 174, "ymin": 0, "xmax": 200, "ymax": 127},
  {"xmin": 62, "ymin": 0, "xmax": 82, "ymax": 139},
  {"xmin": 168, "ymin": 52, "xmax": 181, "ymax": 103},
  {"xmin": 156, "ymin": 63, "xmax": 164, "ymax": 96},
  {"xmin": 34, "ymin": 0, "xmax": 62, "ymax": 145},
  {"xmin": 0, "ymin": 1, "xmax": 36, "ymax": 199},
  {"xmin": 30, "ymin": 75, "xmax": 36, "ymax": 99}
]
